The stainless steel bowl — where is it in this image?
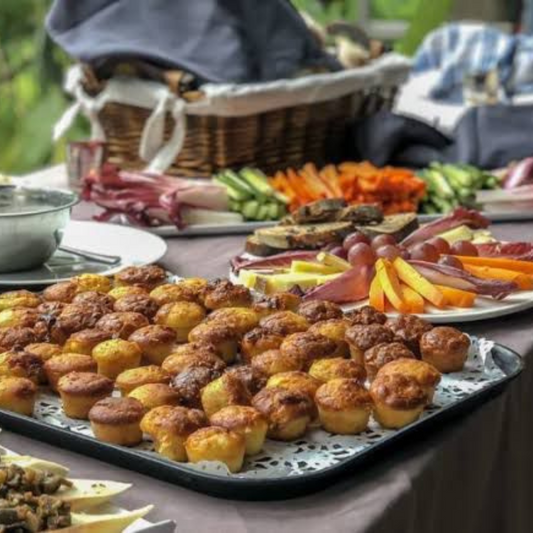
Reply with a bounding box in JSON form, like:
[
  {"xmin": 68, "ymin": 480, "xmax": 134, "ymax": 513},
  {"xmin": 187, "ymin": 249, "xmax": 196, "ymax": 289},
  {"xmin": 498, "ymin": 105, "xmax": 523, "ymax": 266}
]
[{"xmin": 0, "ymin": 187, "xmax": 79, "ymax": 273}]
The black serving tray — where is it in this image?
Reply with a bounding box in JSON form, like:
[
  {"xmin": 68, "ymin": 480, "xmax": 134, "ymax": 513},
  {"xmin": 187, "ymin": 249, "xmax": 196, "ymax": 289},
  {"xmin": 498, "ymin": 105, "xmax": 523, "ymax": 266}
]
[{"xmin": 0, "ymin": 343, "xmax": 523, "ymax": 500}]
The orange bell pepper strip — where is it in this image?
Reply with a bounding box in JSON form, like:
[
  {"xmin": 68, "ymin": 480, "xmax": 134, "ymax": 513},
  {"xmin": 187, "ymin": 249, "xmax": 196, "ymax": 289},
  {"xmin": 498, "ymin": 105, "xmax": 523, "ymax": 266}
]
[
  {"xmin": 369, "ymin": 274, "xmax": 385, "ymax": 312},
  {"xmin": 375, "ymin": 259, "xmax": 411, "ymax": 313},
  {"xmin": 455, "ymin": 256, "xmax": 533, "ymax": 275},
  {"xmin": 401, "ymin": 284, "xmax": 425, "ymax": 313},
  {"xmin": 462, "ymin": 264, "xmax": 533, "ymax": 290},
  {"xmin": 434, "ymin": 285, "xmax": 476, "ymax": 308}
]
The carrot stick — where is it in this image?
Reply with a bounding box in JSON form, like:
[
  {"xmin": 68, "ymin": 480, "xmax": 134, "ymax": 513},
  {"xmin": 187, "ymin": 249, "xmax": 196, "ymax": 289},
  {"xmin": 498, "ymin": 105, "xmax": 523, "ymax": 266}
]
[
  {"xmin": 369, "ymin": 274, "xmax": 385, "ymax": 312},
  {"xmin": 434, "ymin": 285, "xmax": 476, "ymax": 308},
  {"xmin": 462, "ymin": 265, "xmax": 533, "ymax": 290},
  {"xmin": 401, "ymin": 284, "xmax": 425, "ymax": 313},
  {"xmin": 456, "ymin": 256, "xmax": 533, "ymax": 275}
]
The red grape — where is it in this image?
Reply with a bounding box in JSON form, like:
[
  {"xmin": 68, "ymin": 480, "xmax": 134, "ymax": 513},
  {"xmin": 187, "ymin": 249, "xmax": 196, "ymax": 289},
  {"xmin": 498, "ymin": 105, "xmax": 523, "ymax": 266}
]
[
  {"xmin": 343, "ymin": 231, "xmax": 370, "ymax": 251},
  {"xmin": 375, "ymin": 245, "xmax": 401, "ymax": 261},
  {"xmin": 438, "ymin": 255, "xmax": 464, "ymax": 269},
  {"xmin": 371, "ymin": 234, "xmax": 397, "ymax": 250},
  {"xmin": 348, "ymin": 243, "xmax": 376, "ymax": 266},
  {"xmin": 397, "ymin": 246, "xmax": 411, "ymax": 260},
  {"xmin": 427, "ymin": 237, "xmax": 451, "ymax": 255},
  {"xmin": 329, "ymin": 246, "xmax": 348, "ymax": 260},
  {"xmin": 450, "ymin": 240, "xmax": 478, "ymax": 257},
  {"xmin": 409, "ymin": 243, "xmax": 440, "ymax": 263}
]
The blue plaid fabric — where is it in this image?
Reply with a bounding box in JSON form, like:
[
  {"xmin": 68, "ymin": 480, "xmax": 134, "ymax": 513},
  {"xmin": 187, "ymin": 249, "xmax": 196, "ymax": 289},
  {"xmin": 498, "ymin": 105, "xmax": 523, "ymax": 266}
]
[{"xmin": 412, "ymin": 23, "xmax": 533, "ymax": 102}]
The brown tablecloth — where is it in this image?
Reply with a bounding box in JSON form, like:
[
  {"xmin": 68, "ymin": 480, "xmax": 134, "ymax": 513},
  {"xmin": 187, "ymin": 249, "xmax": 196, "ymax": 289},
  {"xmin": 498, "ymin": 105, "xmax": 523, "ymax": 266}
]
[{"xmin": 3, "ymin": 185, "xmax": 533, "ymax": 531}]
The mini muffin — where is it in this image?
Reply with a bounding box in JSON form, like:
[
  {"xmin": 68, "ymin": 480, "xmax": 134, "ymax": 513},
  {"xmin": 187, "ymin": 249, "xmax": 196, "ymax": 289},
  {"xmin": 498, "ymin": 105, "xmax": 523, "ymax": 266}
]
[
  {"xmin": 63, "ymin": 328, "xmax": 113, "ymax": 356},
  {"xmin": 149, "ymin": 283, "xmax": 198, "ymax": 306},
  {"xmin": 108, "ymin": 285, "xmax": 149, "ymax": 300},
  {"xmin": 50, "ymin": 303, "xmax": 106, "ymax": 344},
  {"xmin": 370, "ymin": 373, "xmax": 427, "ymax": 429},
  {"xmin": 89, "ymin": 397, "xmax": 145, "ymax": 446},
  {"xmin": 225, "ymin": 365, "xmax": 267, "ymax": 396},
  {"xmin": 0, "ymin": 327, "xmax": 38, "ymax": 351},
  {"xmin": 364, "ymin": 342, "xmax": 415, "ymax": 381},
  {"xmin": 37, "ymin": 301, "xmax": 66, "ymax": 319},
  {"xmin": 0, "ymin": 377, "xmax": 37, "ymax": 416},
  {"xmin": 0, "ymin": 290, "xmax": 41, "ymax": 311},
  {"xmin": 177, "ymin": 277, "xmax": 208, "ymax": 299},
  {"xmin": 188, "ymin": 322, "xmax": 239, "ymax": 363},
  {"xmin": 185, "ymin": 426, "xmax": 246, "ymax": 473},
  {"xmin": 315, "ymin": 378, "xmax": 373, "ymax": 434},
  {"xmin": 345, "ymin": 305, "xmax": 387, "ymax": 326},
  {"xmin": 420, "ymin": 327, "xmax": 470, "ymax": 373},
  {"xmin": 58, "ymin": 372, "xmax": 114, "ymax": 419},
  {"xmin": 114, "ymin": 265, "xmax": 167, "ymax": 290},
  {"xmin": 141, "ymin": 405, "xmax": 207, "ymax": 461},
  {"xmin": 308, "ymin": 318, "xmax": 351, "ymax": 358},
  {"xmin": 201, "ymin": 279, "xmax": 252, "ymax": 310},
  {"xmin": 116, "ymin": 365, "xmax": 170, "ymax": 396},
  {"xmin": 0, "ymin": 351, "xmax": 44, "ymax": 384},
  {"xmin": 129, "ymin": 325, "xmax": 177, "ymax": 365},
  {"xmin": 113, "ymin": 294, "xmax": 159, "ymax": 319},
  {"xmin": 297, "ymin": 300, "xmax": 343, "ymax": 324},
  {"xmin": 0, "ymin": 308, "xmax": 44, "ymax": 329},
  {"xmin": 96, "ymin": 312, "xmax": 149, "ymax": 339},
  {"xmin": 309, "ymin": 357, "xmax": 367, "ymax": 384},
  {"xmin": 378, "ymin": 358, "xmax": 441, "ymax": 404},
  {"xmin": 155, "ymin": 302, "xmax": 206, "ymax": 342},
  {"xmin": 201, "ymin": 373, "xmax": 252, "ymax": 418},
  {"xmin": 72, "ymin": 291, "xmax": 115, "ymax": 311},
  {"xmin": 266, "ymin": 371, "xmax": 321, "ymax": 401},
  {"xmin": 204, "ymin": 307, "xmax": 259, "ymax": 336},
  {"xmin": 252, "ymin": 387, "xmax": 314, "ymax": 441},
  {"xmin": 44, "ymin": 353, "xmax": 97, "ymax": 391},
  {"xmin": 92, "ymin": 339, "xmax": 142, "ymax": 380},
  {"xmin": 241, "ymin": 327, "xmax": 284, "ymax": 363},
  {"xmin": 252, "ymin": 293, "xmax": 302, "ymax": 319},
  {"xmin": 162, "ymin": 344, "xmax": 226, "ymax": 376},
  {"xmin": 259, "ymin": 311, "xmax": 309, "ymax": 336},
  {"xmin": 24, "ymin": 342, "xmax": 62, "ymax": 362},
  {"xmin": 251, "ymin": 349, "xmax": 306, "ymax": 377},
  {"xmin": 73, "ymin": 273, "xmax": 112, "ymax": 294},
  {"xmin": 280, "ymin": 331, "xmax": 338, "ymax": 370},
  {"xmin": 345, "ymin": 324, "xmax": 394, "ymax": 365},
  {"xmin": 129, "ymin": 383, "xmax": 180, "ymax": 411},
  {"xmin": 386, "ymin": 314, "xmax": 433, "ymax": 355},
  {"xmin": 210, "ymin": 406, "xmax": 268, "ymax": 455},
  {"xmin": 170, "ymin": 367, "xmax": 223, "ymax": 409},
  {"xmin": 43, "ymin": 281, "xmax": 78, "ymax": 303}
]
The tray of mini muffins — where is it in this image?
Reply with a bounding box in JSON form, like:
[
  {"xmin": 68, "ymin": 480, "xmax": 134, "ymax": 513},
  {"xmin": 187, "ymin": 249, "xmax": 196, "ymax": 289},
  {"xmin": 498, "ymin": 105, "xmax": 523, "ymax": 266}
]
[{"xmin": 0, "ymin": 266, "xmax": 524, "ymax": 500}]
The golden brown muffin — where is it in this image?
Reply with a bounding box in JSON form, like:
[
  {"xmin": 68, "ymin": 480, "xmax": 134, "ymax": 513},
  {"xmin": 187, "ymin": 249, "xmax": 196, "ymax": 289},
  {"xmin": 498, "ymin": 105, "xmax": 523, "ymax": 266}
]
[
  {"xmin": 345, "ymin": 324, "xmax": 394, "ymax": 365},
  {"xmin": 89, "ymin": 397, "xmax": 145, "ymax": 446},
  {"xmin": 252, "ymin": 387, "xmax": 314, "ymax": 441},
  {"xmin": 225, "ymin": 365, "xmax": 267, "ymax": 396},
  {"xmin": 315, "ymin": 378, "xmax": 373, "ymax": 434},
  {"xmin": 345, "ymin": 305, "xmax": 387, "ymax": 326},
  {"xmin": 185, "ymin": 426, "xmax": 246, "ymax": 473},
  {"xmin": 370, "ymin": 373, "xmax": 427, "ymax": 429},
  {"xmin": 37, "ymin": 301, "xmax": 66, "ymax": 319},
  {"xmin": 114, "ymin": 265, "xmax": 167, "ymax": 290},
  {"xmin": 50, "ymin": 303, "xmax": 106, "ymax": 344},
  {"xmin": 113, "ymin": 294, "xmax": 159, "ymax": 319},
  {"xmin": 378, "ymin": 358, "xmax": 441, "ymax": 404},
  {"xmin": 63, "ymin": 328, "xmax": 113, "ymax": 356},
  {"xmin": 204, "ymin": 307, "xmax": 259, "ymax": 336},
  {"xmin": 308, "ymin": 318, "xmax": 351, "ymax": 358},
  {"xmin": 280, "ymin": 331, "xmax": 338, "ymax": 370},
  {"xmin": 297, "ymin": 300, "xmax": 343, "ymax": 324},
  {"xmin": 0, "ymin": 377, "xmax": 37, "ymax": 416},
  {"xmin": 141, "ymin": 405, "xmax": 207, "ymax": 461},
  {"xmin": 116, "ymin": 365, "xmax": 170, "ymax": 396},
  {"xmin": 128, "ymin": 383, "xmax": 180, "ymax": 411},
  {"xmin": 252, "ymin": 293, "xmax": 302, "ymax": 319},
  {"xmin": 149, "ymin": 283, "xmax": 198, "ymax": 306},
  {"xmin": 266, "ymin": 371, "xmax": 321, "ymax": 400},
  {"xmin": 92, "ymin": 339, "xmax": 142, "ymax": 380},
  {"xmin": 108, "ymin": 285, "xmax": 149, "ymax": 300},
  {"xmin": 0, "ymin": 308, "xmax": 44, "ymax": 329},
  {"xmin": 44, "ymin": 353, "xmax": 97, "ymax": 391},
  {"xmin": 309, "ymin": 357, "xmax": 367, "ymax": 384},
  {"xmin": 73, "ymin": 273, "xmax": 112, "ymax": 294},
  {"xmin": 178, "ymin": 277, "xmax": 208, "ymax": 299},
  {"xmin": 364, "ymin": 342, "xmax": 415, "ymax": 382},
  {"xmin": 420, "ymin": 327, "xmax": 470, "ymax": 373},
  {"xmin": 188, "ymin": 322, "xmax": 239, "ymax": 363},
  {"xmin": 251, "ymin": 349, "xmax": 306, "ymax": 377},
  {"xmin": 95, "ymin": 312, "xmax": 149, "ymax": 340},
  {"xmin": 259, "ymin": 311, "xmax": 309, "ymax": 336},
  {"xmin": 0, "ymin": 327, "xmax": 38, "ymax": 351},
  {"xmin": 43, "ymin": 281, "xmax": 78, "ymax": 303},
  {"xmin": 155, "ymin": 302, "xmax": 206, "ymax": 342},
  {"xmin": 201, "ymin": 279, "xmax": 252, "ymax": 310},
  {"xmin": 161, "ymin": 344, "xmax": 226, "ymax": 376},
  {"xmin": 386, "ymin": 314, "xmax": 433, "ymax": 355},
  {"xmin": 0, "ymin": 290, "xmax": 41, "ymax": 311},
  {"xmin": 170, "ymin": 366, "xmax": 223, "ymax": 409},
  {"xmin": 201, "ymin": 373, "xmax": 252, "ymax": 418},
  {"xmin": 0, "ymin": 351, "xmax": 44, "ymax": 384},
  {"xmin": 241, "ymin": 327, "xmax": 284, "ymax": 364},
  {"xmin": 72, "ymin": 291, "xmax": 115, "ymax": 311},
  {"xmin": 58, "ymin": 371, "xmax": 114, "ymax": 419},
  {"xmin": 128, "ymin": 325, "xmax": 177, "ymax": 365},
  {"xmin": 24, "ymin": 342, "xmax": 63, "ymax": 363},
  {"xmin": 210, "ymin": 405, "xmax": 268, "ymax": 455}
]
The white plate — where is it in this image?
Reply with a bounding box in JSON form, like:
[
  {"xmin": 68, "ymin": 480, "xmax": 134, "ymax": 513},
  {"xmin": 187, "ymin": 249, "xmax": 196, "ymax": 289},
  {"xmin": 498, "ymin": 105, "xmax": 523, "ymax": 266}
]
[{"xmin": 0, "ymin": 220, "xmax": 167, "ymax": 287}]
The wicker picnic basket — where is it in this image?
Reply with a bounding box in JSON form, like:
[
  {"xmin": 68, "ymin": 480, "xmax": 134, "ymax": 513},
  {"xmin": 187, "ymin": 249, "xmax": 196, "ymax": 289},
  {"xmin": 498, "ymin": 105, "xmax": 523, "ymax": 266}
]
[{"xmin": 57, "ymin": 54, "xmax": 411, "ymax": 177}]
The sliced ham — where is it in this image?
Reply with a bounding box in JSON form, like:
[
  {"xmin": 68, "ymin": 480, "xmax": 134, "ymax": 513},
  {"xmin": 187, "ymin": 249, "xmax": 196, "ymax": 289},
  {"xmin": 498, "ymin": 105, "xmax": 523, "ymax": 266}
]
[{"xmin": 475, "ymin": 242, "xmax": 533, "ymax": 262}]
